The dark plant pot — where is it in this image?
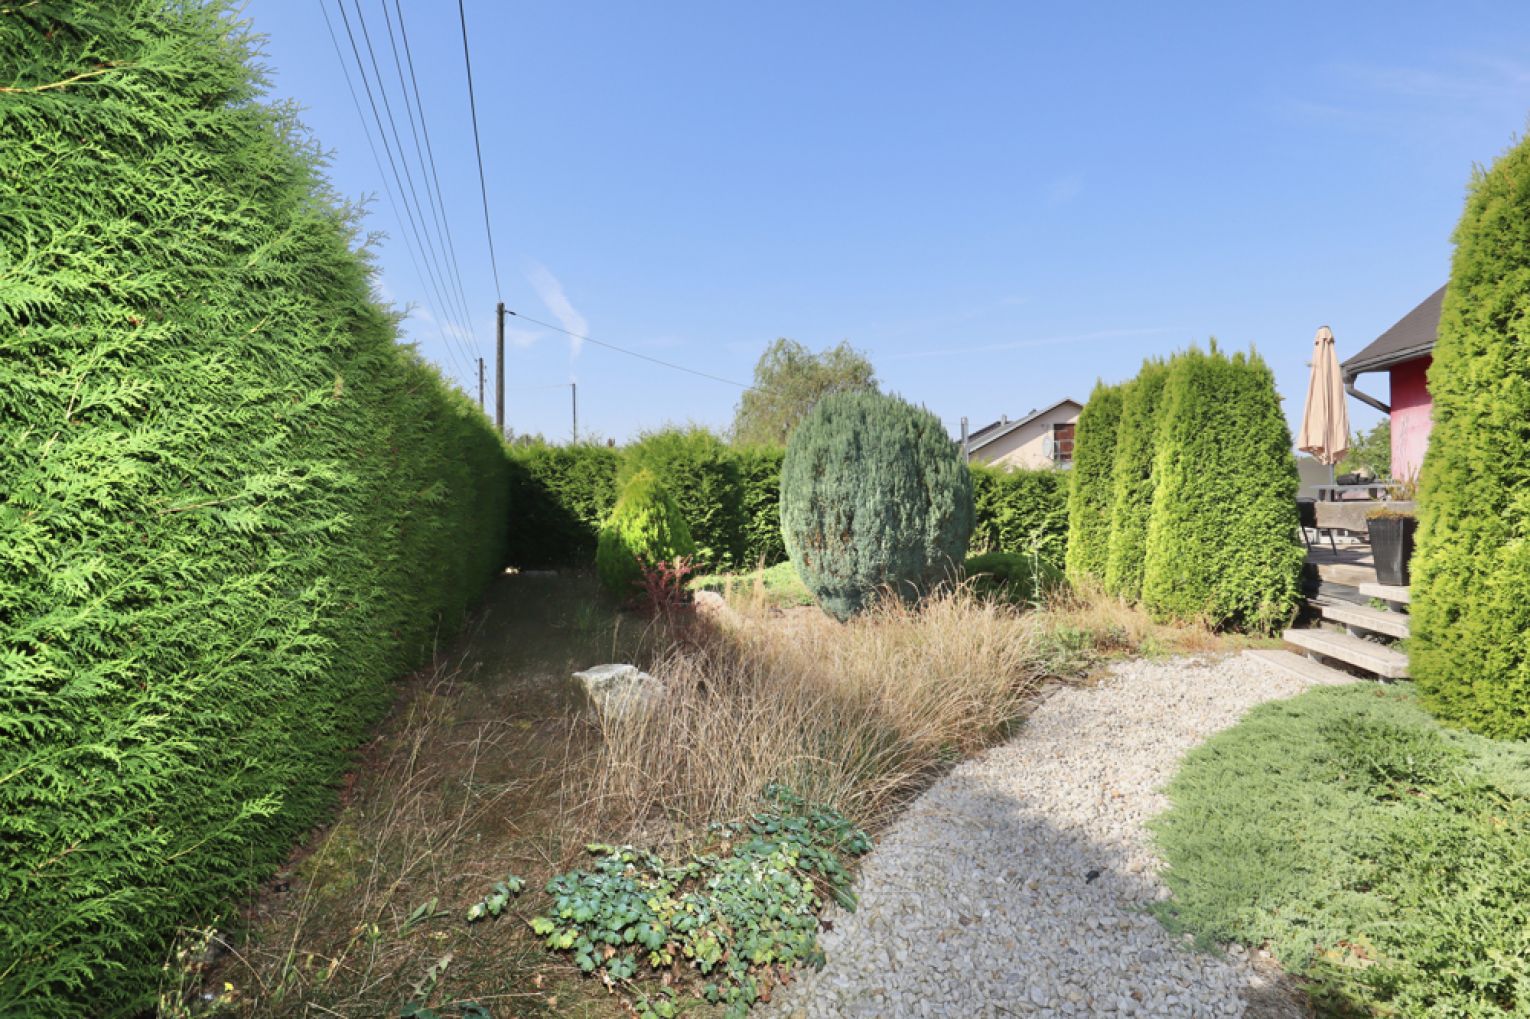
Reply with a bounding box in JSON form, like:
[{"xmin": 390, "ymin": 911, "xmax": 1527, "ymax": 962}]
[{"xmin": 1369, "ymin": 515, "xmax": 1417, "ymax": 587}]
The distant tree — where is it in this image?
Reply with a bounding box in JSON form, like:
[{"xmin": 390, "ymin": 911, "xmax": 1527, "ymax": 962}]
[
  {"xmin": 1337, "ymin": 420, "xmax": 1391, "ymax": 479},
  {"xmin": 731, "ymin": 339, "xmax": 877, "ymax": 446}
]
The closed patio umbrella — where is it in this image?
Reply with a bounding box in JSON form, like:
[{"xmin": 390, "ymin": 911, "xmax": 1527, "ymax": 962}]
[{"xmin": 1298, "ymin": 325, "xmax": 1350, "ymax": 467}]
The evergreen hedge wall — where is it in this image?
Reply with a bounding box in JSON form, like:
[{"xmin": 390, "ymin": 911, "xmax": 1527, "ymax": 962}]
[
  {"xmin": 620, "ymin": 427, "xmax": 747, "ymax": 572},
  {"xmin": 1411, "ymin": 136, "xmax": 1530, "ymax": 739},
  {"xmin": 736, "ymin": 445, "xmax": 787, "ymax": 567},
  {"xmin": 1064, "ymin": 381, "xmax": 1125, "ymax": 583},
  {"xmin": 970, "ymin": 464, "xmax": 1069, "ymax": 566},
  {"xmin": 1140, "ymin": 346, "xmax": 1303, "ymax": 632},
  {"xmin": 0, "ymin": 5, "xmax": 508, "ymax": 1014},
  {"xmin": 1104, "ymin": 359, "xmax": 1170, "ymax": 601},
  {"xmin": 504, "ymin": 443, "xmax": 620, "ymax": 568}
]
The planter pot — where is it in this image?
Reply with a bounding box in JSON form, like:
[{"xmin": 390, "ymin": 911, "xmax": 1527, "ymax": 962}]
[{"xmin": 1368, "ymin": 515, "xmax": 1418, "ymax": 587}]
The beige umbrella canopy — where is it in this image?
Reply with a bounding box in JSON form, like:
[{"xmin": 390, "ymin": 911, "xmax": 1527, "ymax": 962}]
[{"xmin": 1298, "ymin": 325, "xmax": 1350, "ymax": 466}]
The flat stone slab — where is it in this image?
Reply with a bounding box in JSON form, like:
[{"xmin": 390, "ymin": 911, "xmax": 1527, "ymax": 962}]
[{"xmin": 572, "ymin": 663, "xmax": 662, "ymax": 719}]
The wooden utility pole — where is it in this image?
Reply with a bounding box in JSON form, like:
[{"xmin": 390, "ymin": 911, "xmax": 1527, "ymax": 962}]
[
  {"xmin": 571, "ymin": 382, "xmax": 578, "ymax": 443},
  {"xmin": 477, "ymin": 357, "xmax": 485, "ymax": 411},
  {"xmin": 495, "ymin": 301, "xmax": 505, "ymax": 435}
]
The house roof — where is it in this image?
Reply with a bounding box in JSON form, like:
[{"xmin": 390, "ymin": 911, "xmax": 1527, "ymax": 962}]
[
  {"xmin": 965, "ymin": 397, "xmax": 1081, "ymax": 451},
  {"xmin": 1341, "ymin": 285, "xmax": 1445, "ymax": 379}
]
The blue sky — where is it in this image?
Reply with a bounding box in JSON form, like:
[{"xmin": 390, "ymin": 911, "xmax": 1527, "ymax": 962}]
[{"xmin": 247, "ymin": 1, "xmax": 1530, "ymax": 444}]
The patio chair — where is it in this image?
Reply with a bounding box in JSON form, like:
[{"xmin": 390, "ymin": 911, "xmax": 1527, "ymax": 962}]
[{"xmin": 1297, "ymin": 498, "xmax": 1337, "ymax": 555}]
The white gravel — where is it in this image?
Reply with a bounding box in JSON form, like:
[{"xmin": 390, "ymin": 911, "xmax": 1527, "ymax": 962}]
[{"xmin": 769, "ymin": 652, "xmax": 1352, "ymax": 1018}]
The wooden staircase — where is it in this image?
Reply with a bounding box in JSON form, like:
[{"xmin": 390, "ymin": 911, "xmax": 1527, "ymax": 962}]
[{"xmin": 1261, "ymin": 541, "xmax": 1411, "ymax": 683}]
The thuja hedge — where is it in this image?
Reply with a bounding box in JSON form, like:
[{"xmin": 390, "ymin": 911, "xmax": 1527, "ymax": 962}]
[
  {"xmin": 504, "ymin": 443, "xmax": 620, "ymax": 568},
  {"xmin": 1411, "ymin": 135, "xmax": 1530, "ymax": 739},
  {"xmin": 621, "ymin": 427, "xmax": 747, "ymax": 571},
  {"xmin": 504, "ymin": 437, "xmax": 786, "ymax": 572},
  {"xmin": 969, "ymin": 464, "xmax": 1068, "ymax": 566},
  {"xmin": 0, "ymin": 5, "xmax": 508, "ymax": 1015},
  {"xmin": 1104, "ymin": 359, "xmax": 1170, "ymax": 601},
  {"xmin": 1141, "ymin": 345, "xmax": 1303, "ymax": 632},
  {"xmin": 1064, "ymin": 380, "xmax": 1125, "ymax": 583}
]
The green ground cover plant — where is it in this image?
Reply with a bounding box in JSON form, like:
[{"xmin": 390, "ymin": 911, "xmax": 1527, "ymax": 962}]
[
  {"xmin": 1410, "ymin": 133, "xmax": 1530, "ymax": 739},
  {"xmin": 1064, "ymin": 381, "xmax": 1125, "ymax": 584},
  {"xmin": 1140, "ymin": 345, "xmax": 1303, "ymax": 632},
  {"xmin": 504, "ymin": 443, "xmax": 620, "ymax": 569},
  {"xmin": 596, "ymin": 471, "xmax": 697, "ymax": 599},
  {"xmin": 1153, "ymin": 684, "xmax": 1530, "ymax": 1016},
  {"xmin": 504, "ymin": 787, "xmax": 870, "ymax": 1019},
  {"xmin": 969, "ymin": 464, "xmax": 1068, "ymax": 566},
  {"xmin": 0, "ymin": 4, "xmax": 509, "ymax": 1014},
  {"xmin": 1104, "ymin": 359, "xmax": 1170, "ymax": 601},
  {"xmin": 780, "ymin": 390, "xmax": 973, "ymax": 621}
]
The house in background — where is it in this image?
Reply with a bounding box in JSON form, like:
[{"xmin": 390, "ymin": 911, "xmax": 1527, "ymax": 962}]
[
  {"xmin": 1342, "ymin": 285, "xmax": 1443, "ymax": 480},
  {"xmin": 962, "ymin": 397, "xmax": 1081, "ymax": 469}
]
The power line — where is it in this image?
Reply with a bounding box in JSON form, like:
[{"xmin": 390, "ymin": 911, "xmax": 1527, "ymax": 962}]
[
  {"xmin": 456, "ymin": 0, "xmax": 505, "ymax": 298},
  {"xmin": 321, "ymin": 1, "xmax": 471, "ymax": 383},
  {"xmin": 333, "ymin": 0, "xmax": 479, "ymax": 373},
  {"xmin": 379, "ymin": 0, "xmax": 478, "ymax": 342},
  {"xmin": 505, "ymin": 310, "xmax": 749, "ymax": 388}
]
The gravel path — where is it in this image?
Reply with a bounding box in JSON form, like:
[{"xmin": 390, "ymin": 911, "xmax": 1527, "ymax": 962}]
[{"xmin": 770, "ymin": 652, "xmax": 1352, "ymax": 1018}]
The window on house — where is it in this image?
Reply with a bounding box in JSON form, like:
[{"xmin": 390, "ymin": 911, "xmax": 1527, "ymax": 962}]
[{"xmin": 1051, "ymin": 423, "xmax": 1075, "ymax": 463}]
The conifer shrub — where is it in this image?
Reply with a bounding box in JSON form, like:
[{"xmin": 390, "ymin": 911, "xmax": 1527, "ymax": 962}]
[
  {"xmin": 969, "ymin": 464, "xmax": 1069, "ymax": 566},
  {"xmin": 1410, "ymin": 137, "xmax": 1530, "ymax": 739},
  {"xmin": 596, "ymin": 471, "xmax": 697, "ymax": 599},
  {"xmin": 1104, "ymin": 359, "xmax": 1171, "ymax": 600},
  {"xmin": 1140, "ymin": 345, "xmax": 1303, "ymax": 631},
  {"xmin": 736, "ymin": 444, "xmax": 787, "ymax": 566},
  {"xmin": 620, "ymin": 427, "xmax": 745, "ymax": 572},
  {"xmin": 504, "ymin": 442, "xmax": 620, "ymax": 568},
  {"xmin": 780, "ymin": 390, "xmax": 974, "ymax": 621},
  {"xmin": 1064, "ymin": 381, "xmax": 1125, "ymax": 583},
  {"xmin": 0, "ymin": 4, "xmax": 509, "ymax": 1014}
]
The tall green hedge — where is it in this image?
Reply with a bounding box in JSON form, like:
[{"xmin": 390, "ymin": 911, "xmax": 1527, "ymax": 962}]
[
  {"xmin": 1064, "ymin": 381, "xmax": 1125, "ymax": 583},
  {"xmin": 504, "ymin": 443, "xmax": 620, "ymax": 568},
  {"xmin": 781, "ymin": 391, "xmax": 973, "ymax": 621},
  {"xmin": 0, "ymin": 5, "xmax": 509, "ymax": 1014},
  {"xmin": 1104, "ymin": 359, "xmax": 1170, "ymax": 600},
  {"xmin": 595, "ymin": 471, "xmax": 696, "ymax": 598},
  {"xmin": 1411, "ymin": 136, "xmax": 1530, "ymax": 739},
  {"xmin": 969, "ymin": 464, "xmax": 1069, "ymax": 566},
  {"xmin": 620, "ymin": 427, "xmax": 746, "ymax": 572},
  {"xmin": 736, "ymin": 445, "xmax": 787, "ymax": 567},
  {"xmin": 1140, "ymin": 345, "xmax": 1303, "ymax": 632}
]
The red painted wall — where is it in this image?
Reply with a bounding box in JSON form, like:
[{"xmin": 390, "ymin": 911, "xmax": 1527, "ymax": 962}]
[{"xmin": 1389, "ymin": 354, "xmax": 1432, "ymax": 480}]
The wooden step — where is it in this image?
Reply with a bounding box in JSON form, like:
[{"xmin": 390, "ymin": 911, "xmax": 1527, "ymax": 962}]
[
  {"xmin": 1282, "ymin": 628, "xmax": 1410, "ymax": 679},
  {"xmin": 1358, "ymin": 581, "xmax": 1410, "ymax": 605},
  {"xmin": 1304, "ymin": 558, "xmax": 1376, "ymax": 588},
  {"xmin": 1318, "ymin": 601, "xmax": 1410, "ymax": 639},
  {"xmin": 1246, "ymin": 649, "xmax": 1358, "ymax": 686}
]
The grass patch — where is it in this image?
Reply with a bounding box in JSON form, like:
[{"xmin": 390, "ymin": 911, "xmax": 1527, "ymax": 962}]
[
  {"xmin": 1152, "ymin": 684, "xmax": 1530, "ymax": 1016},
  {"xmin": 690, "ymin": 561, "xmax": 816, "ymax": 608}
]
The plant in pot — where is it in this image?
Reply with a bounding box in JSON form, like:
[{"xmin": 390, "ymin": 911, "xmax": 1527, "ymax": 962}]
[{"xmin": 1367, "ymin": 472, "xmax": 1418, "ymax": 587}]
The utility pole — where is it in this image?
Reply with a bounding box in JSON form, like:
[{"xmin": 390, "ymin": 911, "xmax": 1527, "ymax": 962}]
[
  {"xmin": 571, "ymin": 382, "xmax": 578, "ymax": 444},
  {"xmin": 495, "ymin": 301, "xmax": 505, "ymax": 436},
  {"xmin": 477, "ymin": 357, "xmax": 485, "ymax": 411},
  {"xmin": 960, "ymin": 416, "xmax": 970, "ymax": 462}
]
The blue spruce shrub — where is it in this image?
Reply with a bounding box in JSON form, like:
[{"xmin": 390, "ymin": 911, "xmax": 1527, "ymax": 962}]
[{"xmin": 780, "ymin": 390, "xmax": 973, "ymax": 621}]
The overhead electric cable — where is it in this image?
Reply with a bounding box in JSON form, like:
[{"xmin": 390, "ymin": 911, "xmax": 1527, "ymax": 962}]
[
  {"xmin": 335, "ymin": 0, "xmax": 478, "ymax": 371},
  {"xmin": 456, "ymin": 0, "xmax": 505, "ymax": 298},
  {"xmin": 379, "ymin": 0, "xmax": 478, "ymax": 341},
  {"xmin": 321, "ymin": 1, "xmax": 471, "ymax": 384},
  {"xmin": 505, "ymin": 310, "xmax": 749, "ymax": 388}
]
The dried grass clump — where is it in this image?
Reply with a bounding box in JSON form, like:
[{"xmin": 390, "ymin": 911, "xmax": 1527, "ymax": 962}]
[{"xmin": 571, "ymin": 587, "xmax": 1056, "ymax": 838}]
